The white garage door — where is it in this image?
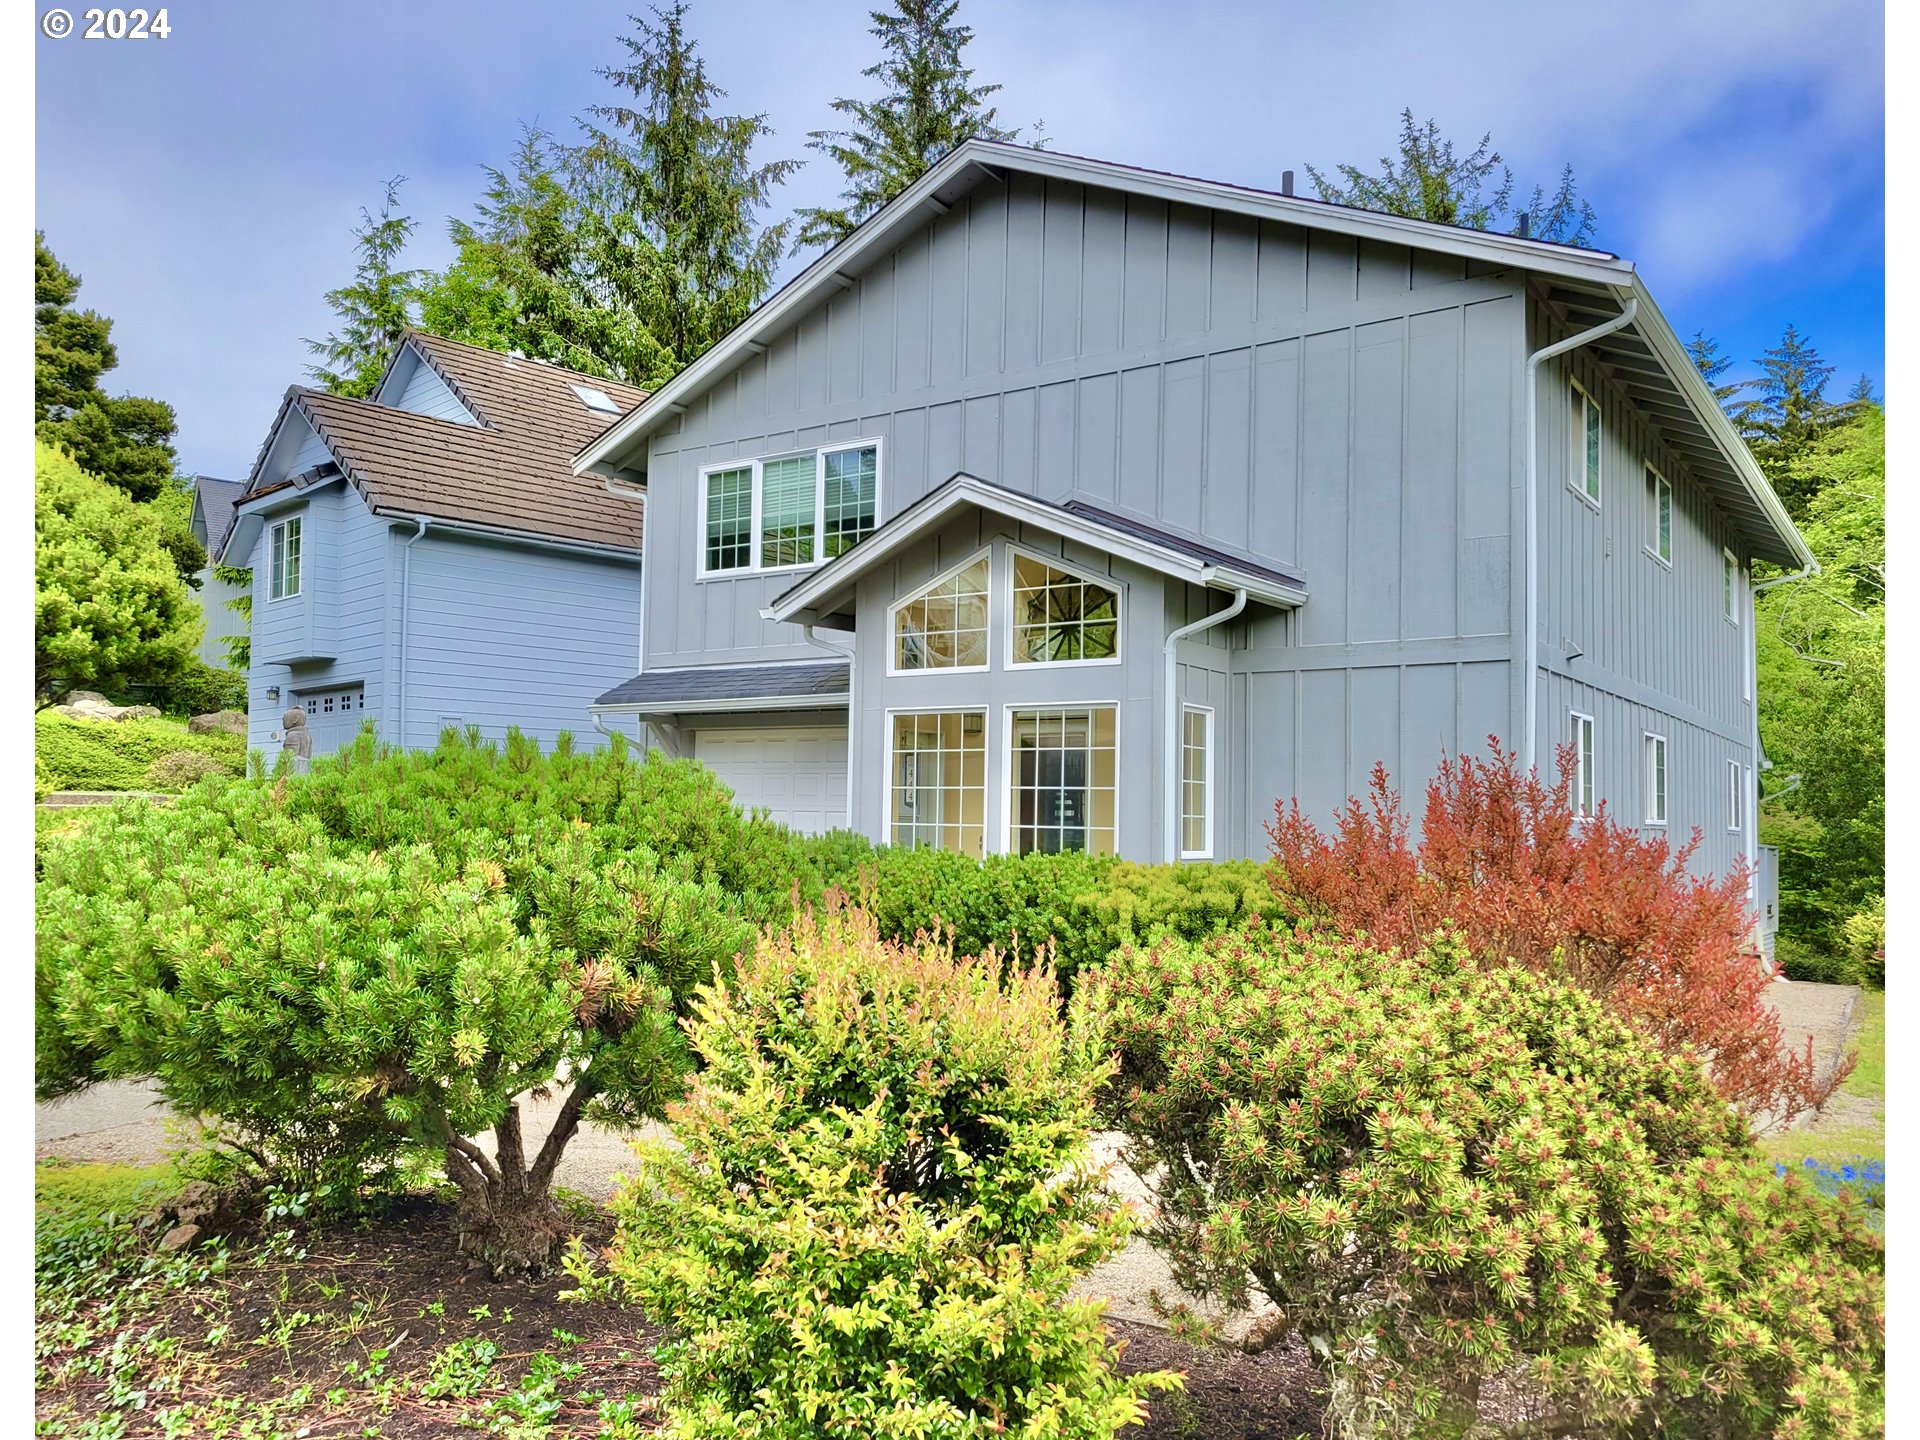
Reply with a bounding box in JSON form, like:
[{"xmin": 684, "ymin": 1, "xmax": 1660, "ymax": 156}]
[{"xmin": 693, "ymin": 726, "xmax": 849, "ymax": 835}]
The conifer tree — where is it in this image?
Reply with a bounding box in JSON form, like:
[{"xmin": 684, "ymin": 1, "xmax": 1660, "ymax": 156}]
[
  {"xmin": 1735, "ymin": 323, "xmax": 1840, "ymax": 516},
  {"xmin": 34, "ymin": 234, "xmax": 181, "ymax": 503},
  {"xmin": 305, "ymin": 177, "xmax": 424, "ymax": 397},
  {"xmin": 795, "ymin": 0, "xmax": 1016, "ymax": 251},
  {"xmin": 1685, "ymin": 329, "xmax": 1741, "ymax": 408},
  {"xmin": 577, "ymin": 2, "xmax": 797, "ymax": 384},
  {"xmin": 1306, "ymin": 110, "xmax": 1597, "ymax": 246}
]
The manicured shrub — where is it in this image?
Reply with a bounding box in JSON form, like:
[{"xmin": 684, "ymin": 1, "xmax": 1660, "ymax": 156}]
[
  {"xmin": 35, "ymin": 709, "xmax": 245, "ymax": 793},
  {"xmin": 143, "ymin": 748, "xmax": 234, "ymax": 790},
  {"xmin": 1267, "ymin": 738, "xmax": 1842, "ymax": 1123},
  {"xmin": 570, "ymin": 905, "xmax": 1180, "ymax": 1437},
  {"xmin": 1097, "ymin": 925, "xmax": 1885, "ymax": 1438},
  {"xmin": 37, "ymin": 731, "xmax": 781, "ymax": 1274},
  {"xmin": 153, "ymin": 654, "xmax": 249, "ymax": 717},
  {"xmin": 843, "ymin": 845, "xmax": 1283, "ymax": 983}
]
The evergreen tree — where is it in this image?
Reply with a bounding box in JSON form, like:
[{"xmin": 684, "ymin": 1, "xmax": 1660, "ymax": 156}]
[
  {"xmin": 305, "ymin": 177, "xmax": 424, "ymax": 397},
  {"xmin": 417, "ymin": 125, "xmax": 648, "ymax": 382},
  {"xmin": 34, "ymin": 233, "xmax": 181, "ymax": 503},
  {"xmin": 1306, "ymin": 110, "xmax": 1597, "ymax": 246},
  {"xmin": 1685, "ymin": 329, "xmax": 1741, "ymax": 408},
  {"xmin": 1735, "ymin": 323, "xmax": 1839, "ymax": 517},
  {"xmin": 577, "ymin": 2, "xmax": 798, "ymax": 385},
  {"xmin": 795, "ymin": 0, "xmax": 1016, "ymax": 251}
]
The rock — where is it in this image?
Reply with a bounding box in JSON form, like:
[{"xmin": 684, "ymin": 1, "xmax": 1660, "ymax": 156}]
[
  {"xmin": 55, "ymin": 697, "xmax": 162, "ymax": 723},
  {"xmin": 188, "ymin": 709, "xmax": 248, "ymax": 736},
  {"xmin": 159, "ymin": 1222, "xmax": 202, "ymax": 1252},
  {"xmin": 64, "ymin": 691, "xmax": 111, "ymax": 708}
]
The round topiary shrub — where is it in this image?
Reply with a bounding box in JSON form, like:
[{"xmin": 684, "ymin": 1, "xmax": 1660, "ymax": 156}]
[
  {"xmin": 1095, "ymin": 924, "xmax": 1885, "ymax": 1439},
  {"xmin": 569, "ymin": 904, "xmax": 1180, "ymax": 1438}
]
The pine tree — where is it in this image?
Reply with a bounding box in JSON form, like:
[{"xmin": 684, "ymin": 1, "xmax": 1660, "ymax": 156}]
[
  {"xmin": 1735, "ymin": 323, "xmax": 1839, "ymax": 517},
  {"xmin": 577, "ymin": 2, "xmax": 798, "ymax": 385},
  {"xmin": 1685, "ymin": 329, "xmax": 1741, "ymax": 408},
  {"xmin": 795, "ymin": 0, "xmax": 1016, "ymax": 251},
  {"xmin": 34, "ymin": 234, "xmax": 181, "ymax": 503},
  {"xmin": 418, "ymin": 126, "xmax": 648, "ymax": 383},
  {"xmin": 1306, "ymin": 110, "xmax": 1597, "ymax": 246},
  {"xmin": 305, "ymin": 178, "xmax": 424, "ymax": 398}
]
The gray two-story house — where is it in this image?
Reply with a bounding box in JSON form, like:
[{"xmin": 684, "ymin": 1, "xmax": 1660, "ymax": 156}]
[{"xmin": 574, "ymin": 141, "xmax": 1810, "ymax": 882}]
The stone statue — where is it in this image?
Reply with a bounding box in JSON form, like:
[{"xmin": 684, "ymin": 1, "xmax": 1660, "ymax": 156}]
[{"xmin": 281, "ymin": 707, "xmax": 313, "ymax": 774}]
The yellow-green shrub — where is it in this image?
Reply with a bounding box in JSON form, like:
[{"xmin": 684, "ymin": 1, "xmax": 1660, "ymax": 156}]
[
  {"xmin": 34, "ymin": 709, "xmax": 243, "ymax": 792},
  {"xmin": 571, "ymin": 906, "xmax": 1179, "ymax": 1438}
]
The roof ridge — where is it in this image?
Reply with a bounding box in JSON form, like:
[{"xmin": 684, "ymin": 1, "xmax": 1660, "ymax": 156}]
[{"xmin": 406, "ymin": 328, "xmax": 651, "ymax": 401}]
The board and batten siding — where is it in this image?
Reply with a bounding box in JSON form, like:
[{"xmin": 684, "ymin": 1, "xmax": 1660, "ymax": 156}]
[
  {"xmin": 1527, "ymin": 294, "xmax": 1757, "ymax": 874},
  {"xmin": 398, "ymin": 530, "xmax": 641, "ymax": 753},
  {"xmin": 643, "ymin": 171, "xmax": 1527, "ymax": 669}
]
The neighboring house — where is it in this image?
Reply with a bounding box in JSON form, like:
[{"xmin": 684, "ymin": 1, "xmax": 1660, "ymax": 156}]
[
  {"xmin": 218, "ymin": 331, "xmax": 648, "ymax": 757},
  {"xmin": 186, "ymin": 474, "xmax": 250, "ymax": 669},
  {"xmin": 573, "ymin": 141, "xmax": 1810, "ymax": 888}
]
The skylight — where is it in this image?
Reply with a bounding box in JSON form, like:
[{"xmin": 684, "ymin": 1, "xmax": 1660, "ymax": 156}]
[{"xmin": 570, "ymin": 382, "xmax": 621, "ymax": 415}]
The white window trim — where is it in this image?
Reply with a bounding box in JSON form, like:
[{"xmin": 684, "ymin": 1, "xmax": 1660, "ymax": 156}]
[
  {"xmin": 999, "ymin": 700, "xmax": 1122, "ymax": 858},
  {"xmin": 1722, "ymin": 547, "xmax": 1740, "ymax": 625},
  {"xmin": 1569, "ymin": 710, "xmax": 1595, "ymax": 819},
  {"xmin": 1644, "ymin": 731, "xmax": 1668, "ymax": 827},
  {"xmin": 1645, "ymin": 464, "xmax": 1672, "ymax": 568},
  {"xmin": 1179, "ymin": 703, "xmax": 1215, "ymax": 860},
  {"xmin": 883, "ymin": 706, "xmax": 989, "ymax": 854},
  {"xmin": 885, "ymin": 547, "xmax": 993, "ymax": 678},
  {"xmin": 268, "ymin": 516, "xmax": 302, "ymax": 602},
  {"xmin": 1003, "ymin": 542, "xmax": 1126, "ymax": 670},
  {"xmin": 696, "ymin": 436, "xmax": 884, "ymax": 580},
  {"xmin": 1568, "ymin": 377, "xmax": 1601, "ymax": 511},
  {"xmin": 1727, "ymin": 758, "xmax": 1743, "ymax": 833}
]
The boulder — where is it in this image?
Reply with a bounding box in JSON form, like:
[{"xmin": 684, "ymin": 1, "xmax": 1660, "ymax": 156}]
[
  {"xmin": 188, "ymin": 710, "xmax": 248, "ymax": 736},
  {"xmin": 55, "ymin": 698, "xmax": 161, "ymax": 722},
  {"xmin": 158, "ymin": 1223, "xmax": 203, "ymax": 1252}
]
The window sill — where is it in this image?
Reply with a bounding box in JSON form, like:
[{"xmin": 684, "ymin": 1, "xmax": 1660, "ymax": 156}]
[
  {"xmin": 1644, "ymin": 547, "xmax": 1672, "ymax": 569},
  {"xmin": 886, "ymin": 662, "xmax": 991, "ymax": 679},
  {"xmin": 1567, "ymin": 481, "xmax": 1602, "ymax": 513},
  {"xmin": 1006, "ymin": 654, "xmax": 1125, "ymax": 671}
]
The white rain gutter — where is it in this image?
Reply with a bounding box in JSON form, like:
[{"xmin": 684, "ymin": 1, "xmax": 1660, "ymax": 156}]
[
  {"xmin": 801, "ymin": 624, "xmax": 858, "ymax": 830},
  {"xmin": 1522, "ymin": 297, "xmax": 1637, "ymax": 773},
  {"xmin": 395, "ymin": 518, "xmax": 430, "ymax": 746},
  {"xmin": 1163, "ymin": 586, "xmax": 1246, "ymax": 862}
]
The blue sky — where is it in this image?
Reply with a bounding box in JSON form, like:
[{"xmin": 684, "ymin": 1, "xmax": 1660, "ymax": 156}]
[{"xmin": 35, "ymin": 0, "xmax": 1884, "ymax": 480}]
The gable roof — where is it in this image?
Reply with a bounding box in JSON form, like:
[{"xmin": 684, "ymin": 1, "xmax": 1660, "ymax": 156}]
[
  {"xmin": 575, "ymin": 139, "xmax": 1810, "ymax": 569},
  {"xmin": 189, "ymin": 474, "xmax": 246, "ymax": 556},
  {"xmin": 765, "ymin": 473, "xmax": 1308, "ymax": 625},
  {"xmin": 225, "ymin": 332, "xmax": 649, "ymax": 561}
]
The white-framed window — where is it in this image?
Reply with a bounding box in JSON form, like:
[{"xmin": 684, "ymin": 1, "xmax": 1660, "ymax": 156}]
[
  {"xmin": 1569, "ymin": 378, "xmax": 1601, "ymax": 507},
  {"xmin": 888, "ymin": 710, "xmax": 986, "ymax": 857},
  {"xmin": 889, "ymin": 550, "xmax": 990, "ymax": 674},
  {"xmin": 1722, "ymin": 548, "xmax": 1740, "ymax": 624},
  {"xmin": 269, "ymin": 516, "xmax": 302, "ymax": 600},
  {"xmin": 1727, "ymin": 758, "xmax": 1743, "ymax": 832},
  {"xmin": 1570, "ymin": 711, "xmax": 1595, "ymax": 817},
  {"xmin": 1007, "ymin": 548, "xmax": 1122, "ymax": 666},
  {"xmin": 1644, "ymin": 732, "xmax": 1668, "ymax": 826},
  {"xmin": 1180, "ymin": 705, "xmax": 1214, "ymax": 859},
  {"xmin": 1646, "ymin": 465, "xmax": 1672, "ymax": 565},
  {"xmin": 698, "ymin": 440, "xmax": 880, "ymax": 577},
  {"xmin": 1006, "ymin": 705, "xmax": 1118, "ymax": 856}
]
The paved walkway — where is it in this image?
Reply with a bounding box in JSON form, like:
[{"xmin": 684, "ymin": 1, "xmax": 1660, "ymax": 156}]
[{"xmin": 37, "ymin": 981, "xmax": 1863, "ymax": 1337}]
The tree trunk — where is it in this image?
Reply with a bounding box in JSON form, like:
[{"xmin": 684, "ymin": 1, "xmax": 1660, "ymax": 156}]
[{"xmin": 441, "ymin": 1081, "xmax": 592, "ymax": 1278}]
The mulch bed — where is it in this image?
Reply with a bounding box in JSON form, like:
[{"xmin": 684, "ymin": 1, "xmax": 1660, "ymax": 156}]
[{"xmin": 38, "ymin": 1195, "xmax": 1327, "ymax": 1438}]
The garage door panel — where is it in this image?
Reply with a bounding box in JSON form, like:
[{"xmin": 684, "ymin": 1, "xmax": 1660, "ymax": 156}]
[{"xmin": 693, "ymin": 725, "xmax": 848, "ymax": 836}]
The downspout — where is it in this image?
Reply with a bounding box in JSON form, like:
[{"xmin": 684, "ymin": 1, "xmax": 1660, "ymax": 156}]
[
  {"xmin": 396, "ymin": 518, "xmax": 430, "ymax": 746},
  {"xmin": 1164, "ymin": 584, "xmax": 1247, "ymax": 863},
  {"xmin": 802, "ymin": 624, "xmax": 858, "ymax": 831},
  {"xmin": 1522, "ymin": 297, "xmax": 1637, "ymax": 773}
]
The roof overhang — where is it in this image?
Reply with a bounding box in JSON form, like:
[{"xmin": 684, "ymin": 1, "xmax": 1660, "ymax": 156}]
[
  {"xmin": 590, "ymin": 660, "xmax": 851, "ymax": 716},
  {"xmin": 573, "ymin": 139, "xmax": 1636, "ymax": 481},
  {"xmin": 765, "ymin": 474, "xmax": 1308, "ymax": 625},
  {"xmin": 219, "ymin": 463, "xmax": 344, "ymax": 565}
]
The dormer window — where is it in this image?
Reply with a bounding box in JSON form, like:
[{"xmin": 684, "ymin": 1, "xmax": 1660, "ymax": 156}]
[
  {"xmin": 570, "ymin": 382, "xmax": 621, "ymax": 415},
  {"xmin": 269, "ymin": 516, "xmax": 302, "ymax": 600}
]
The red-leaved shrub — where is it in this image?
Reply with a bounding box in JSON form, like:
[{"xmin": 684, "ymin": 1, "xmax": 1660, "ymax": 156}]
[{"xmin": 1265, "ymin": 738, "xmax": 1844, "ymax": 1124}]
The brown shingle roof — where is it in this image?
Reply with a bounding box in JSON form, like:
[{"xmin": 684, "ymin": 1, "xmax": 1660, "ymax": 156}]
[{"xmin": 250, "ymin": 332, "xmax": 648, "ymax": 552}]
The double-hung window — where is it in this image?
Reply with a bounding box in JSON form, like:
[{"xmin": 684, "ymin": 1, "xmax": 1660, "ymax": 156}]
[
  {"xmin": 1180, "ymin": 706, "xmax": 1213, "ymax": 858},
  {"xmin": 1570, "ymin": 711, "xmax": 1595, "ymax": 817},
  {"xmin": 1646, "ymin": 466, "xmax": 1671, "ymax": 565},
  {"xmin": 1569, "ymin": 379, "xmax": 1601, "ymax": 506},
  {"xmin": 699, "ymin": 441, "xmax": 880, "ymax": 576},
  {"xmin": 1644, "ymin": 733, "xmax": 1668, "ymax": 826},
  {"xmin": 1722, "ymin": 549, "xmax": 1740, "ymax": 624},
  {"xmin": 269, "ymin": 516, "xmax": 302, "ymax": 600}
]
